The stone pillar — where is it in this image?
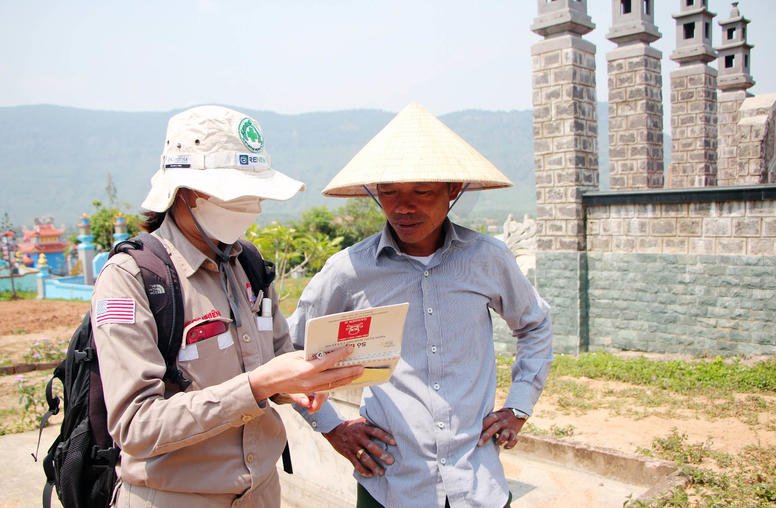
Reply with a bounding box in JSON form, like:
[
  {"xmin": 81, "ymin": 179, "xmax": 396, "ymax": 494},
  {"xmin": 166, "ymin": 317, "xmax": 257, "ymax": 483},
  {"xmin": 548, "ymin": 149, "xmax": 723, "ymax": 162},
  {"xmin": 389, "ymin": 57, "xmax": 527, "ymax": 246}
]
[
  {"xmin": 36, "ymin": 253, "xmax": 50, "ymax": 299},
  {"xmin": 669, "ymin": 0, "xmax": 718, "ymax": 188},
  {"xmin": 716, "ymin": 1, "xmax": 755, "ymax": 186},
  {"xmin": 112, "ymin": 213, "xmax": 130, "ymax": 246},
  {"xmin": 531, "ymin": 0, "xmax": 597, "ymax": 353},
  {"xmin": 606, "ymin": 0, "xmax": 663, "ymax": 190},
  {"xmin": 717, "ymin": 90, "xmax": 748, "ymax": 185},
  {"xmin": 736, "ymin": 94, "xmax": 776, "ymax": 185},
  {"xmin": 606, "ymin": 0, "xmax": 664, "ymax": 190},
  {"xmin": 77, "ymin": 213, "xmax": 96, "ymax": 285}
]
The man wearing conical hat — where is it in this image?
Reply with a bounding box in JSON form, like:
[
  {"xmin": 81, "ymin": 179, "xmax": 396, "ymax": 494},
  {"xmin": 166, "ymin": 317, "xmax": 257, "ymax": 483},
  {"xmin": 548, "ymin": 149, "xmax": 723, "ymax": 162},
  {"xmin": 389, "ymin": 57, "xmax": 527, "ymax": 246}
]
[
  {"xmin": 91, "ymin": 106, "xmax": 362, "ymax": 507},
  {"xmin": 289, "ymin": 103, "xmax": 553, "ymax": 507}
]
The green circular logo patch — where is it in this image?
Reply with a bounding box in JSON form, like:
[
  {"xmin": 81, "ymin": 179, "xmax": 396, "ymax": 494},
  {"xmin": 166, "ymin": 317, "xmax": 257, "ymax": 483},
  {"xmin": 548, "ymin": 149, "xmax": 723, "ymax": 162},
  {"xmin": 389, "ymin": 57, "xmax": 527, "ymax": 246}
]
[{"xmin": 238, "ymin": 117, "xmax": 264, "ymax": 153}]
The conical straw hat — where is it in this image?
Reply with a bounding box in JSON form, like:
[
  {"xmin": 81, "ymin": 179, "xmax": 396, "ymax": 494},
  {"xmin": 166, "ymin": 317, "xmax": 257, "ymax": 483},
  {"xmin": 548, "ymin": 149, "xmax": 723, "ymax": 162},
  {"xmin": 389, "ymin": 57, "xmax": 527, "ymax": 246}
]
[{"xmin": 322, "ymin": 102, "xmax": 513, "ymax": 197}]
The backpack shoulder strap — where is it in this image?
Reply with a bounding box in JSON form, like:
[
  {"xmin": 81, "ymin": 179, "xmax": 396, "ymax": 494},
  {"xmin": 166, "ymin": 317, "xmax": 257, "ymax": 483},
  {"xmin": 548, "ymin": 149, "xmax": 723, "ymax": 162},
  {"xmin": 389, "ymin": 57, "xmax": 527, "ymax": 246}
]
[
  {"xmin": 111, "ymin": 233, "xmax": 190, "ymax": 390},
  {"xmin": 237, "ymin": 239, "xmax": 275, "ymax": 299}
]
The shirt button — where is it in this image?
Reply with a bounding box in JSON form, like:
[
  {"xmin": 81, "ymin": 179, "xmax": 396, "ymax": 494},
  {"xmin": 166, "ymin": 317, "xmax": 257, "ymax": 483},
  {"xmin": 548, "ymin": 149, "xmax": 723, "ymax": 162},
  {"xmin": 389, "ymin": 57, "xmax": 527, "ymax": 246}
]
[
  {"xmin": 427, "ymin": 307, "xmax": 433, "ymax": 314},
  {"xmin": 241, "ymin": 415, "xmax": 253, "ymax": 423},
  {"xmin": 440, "ymin": 458, "xmax": 447, "ymax": 465},
  {"xmin": 242, "ymin": 334, "xmax": 251, "ymax": 343},
  {"xmin": 433, "ymin": 383, "xmax": 440, "ymax": 390},
  {"xmin": 311, "ymin": 421, "xmax": 318, "ymax": 428},
  {"xmin": 437, "ymin": 421, "xmax": 445, "ymax": 429},
  {"xmin": 246, "ymin": 453, "xmax": 254, "ymax": 464},
  {"xmin": 431, "ymin": 345, "xmax": 437, "ymax": 353},
  {"xmin": 424, "ymin": 270, "xmax": 429, "ymax": 277}
]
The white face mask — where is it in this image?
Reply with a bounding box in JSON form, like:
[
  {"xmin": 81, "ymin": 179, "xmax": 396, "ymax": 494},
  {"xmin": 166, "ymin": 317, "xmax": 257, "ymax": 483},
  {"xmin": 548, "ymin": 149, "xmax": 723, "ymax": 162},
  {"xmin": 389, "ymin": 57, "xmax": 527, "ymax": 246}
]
[{"xmin": 190, "ymin": 196, "xmax": 262, "ymax": 244}]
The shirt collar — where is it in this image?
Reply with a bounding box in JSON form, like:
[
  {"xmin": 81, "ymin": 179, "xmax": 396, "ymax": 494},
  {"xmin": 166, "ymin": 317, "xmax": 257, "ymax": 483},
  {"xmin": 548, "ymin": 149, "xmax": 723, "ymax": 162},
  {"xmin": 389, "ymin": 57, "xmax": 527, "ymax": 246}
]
[
  {"xmin": 156, "ymin": 214, "xmax": 242, "ymax": 278},
  {"xmin": 375, "ymin": 218, "xmax": 468, "ymax": 261}
]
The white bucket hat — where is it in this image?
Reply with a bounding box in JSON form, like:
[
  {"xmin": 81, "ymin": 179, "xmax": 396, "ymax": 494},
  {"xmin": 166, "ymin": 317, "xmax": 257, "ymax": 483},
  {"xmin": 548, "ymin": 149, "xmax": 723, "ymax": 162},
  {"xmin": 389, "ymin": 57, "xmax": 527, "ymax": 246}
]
[
  {"xmin": 141, "ymin": 105, "xmax": 305, "ymax": 212},
  {"xmin": 322, "ymin": 102, "xmax": 512, "ymax": 197}
]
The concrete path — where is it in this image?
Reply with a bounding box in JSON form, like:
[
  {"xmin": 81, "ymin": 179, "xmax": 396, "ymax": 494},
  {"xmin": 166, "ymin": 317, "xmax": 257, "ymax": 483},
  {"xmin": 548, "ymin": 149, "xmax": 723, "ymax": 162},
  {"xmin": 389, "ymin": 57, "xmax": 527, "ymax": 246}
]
[
  {"xmin": 1, "ymin": 424, "xmax": 63, "ymax": 508},
  {"xmin": 2, "ymin": 425, "xmax": 662, "ymax": 508}
]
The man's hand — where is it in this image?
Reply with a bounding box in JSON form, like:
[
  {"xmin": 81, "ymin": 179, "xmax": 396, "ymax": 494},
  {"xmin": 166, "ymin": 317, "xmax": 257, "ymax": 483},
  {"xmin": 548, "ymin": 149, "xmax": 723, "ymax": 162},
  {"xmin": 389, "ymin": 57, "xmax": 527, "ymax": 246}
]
[
  {"xmin": 248, "ymin": 347, "xmax": 363, "ymax": 403},
  {"xmin": 323, "ymin": 418, "xmax": 396, "ymax": 478},
  {"xmin": 478, "ymin": 408, "xmax": 526, "ymax": 449},
  {"xmin": 270, "ymin": 392, "xmax": 330, "ymax": 414}
]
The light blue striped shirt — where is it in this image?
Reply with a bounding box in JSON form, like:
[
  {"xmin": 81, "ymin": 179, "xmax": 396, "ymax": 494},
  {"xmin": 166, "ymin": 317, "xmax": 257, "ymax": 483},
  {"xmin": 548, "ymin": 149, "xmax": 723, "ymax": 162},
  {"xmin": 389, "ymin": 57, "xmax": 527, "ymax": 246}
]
[{"xmin": 289, "ymin": 220, "xmax": 553, "ymax": 508}]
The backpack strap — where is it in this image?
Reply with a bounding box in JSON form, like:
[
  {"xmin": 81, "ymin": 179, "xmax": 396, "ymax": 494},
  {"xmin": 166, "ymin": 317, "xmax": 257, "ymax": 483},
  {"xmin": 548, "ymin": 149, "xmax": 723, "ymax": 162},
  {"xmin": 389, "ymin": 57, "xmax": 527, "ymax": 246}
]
[
  {"xmin": 112, "ymin": 233, "xmax": 190, "ymax": 391},
  {"xmin": 237, "ymin": 239, "xmax": 275, "ymax": 299},
  {"xmin": 32, "ymin": 359, "xmax": 66, "ymax": 462}
]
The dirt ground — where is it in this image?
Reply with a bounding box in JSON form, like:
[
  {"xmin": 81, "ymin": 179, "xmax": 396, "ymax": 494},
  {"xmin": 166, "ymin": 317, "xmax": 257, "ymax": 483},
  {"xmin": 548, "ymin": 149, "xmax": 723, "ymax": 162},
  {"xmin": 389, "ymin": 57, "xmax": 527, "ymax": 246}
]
[{"xmin": 1, "ymin": 299, "xmax": 774, "ymax": 459}]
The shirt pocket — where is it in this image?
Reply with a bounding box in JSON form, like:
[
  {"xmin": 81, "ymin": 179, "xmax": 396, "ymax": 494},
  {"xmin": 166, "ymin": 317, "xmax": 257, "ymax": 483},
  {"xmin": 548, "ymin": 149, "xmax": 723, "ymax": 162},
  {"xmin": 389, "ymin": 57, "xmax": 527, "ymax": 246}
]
[{"xmin": 177, "ymin": 318, "xmax": 242, "ymax": 389}]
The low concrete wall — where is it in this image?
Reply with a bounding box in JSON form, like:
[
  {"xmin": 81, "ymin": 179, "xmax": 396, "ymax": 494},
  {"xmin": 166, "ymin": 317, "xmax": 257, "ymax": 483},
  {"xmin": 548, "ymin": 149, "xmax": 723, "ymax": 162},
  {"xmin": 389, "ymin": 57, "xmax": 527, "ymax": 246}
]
[
  {"xmin": 43, "ymin": 276, "xmax": 92, "ymax": 301},
  {"xmin": 538, "ymin": 185, "xmax": 776, "ymax": 355},
  {"xmin": 0, "ymin": 271, "xmax": 38, "ymax": 293}
]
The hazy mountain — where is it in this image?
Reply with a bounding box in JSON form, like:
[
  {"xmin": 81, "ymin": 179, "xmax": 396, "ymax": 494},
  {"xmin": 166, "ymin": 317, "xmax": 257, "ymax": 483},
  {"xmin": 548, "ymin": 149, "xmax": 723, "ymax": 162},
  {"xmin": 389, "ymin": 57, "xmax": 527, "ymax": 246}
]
[{"xmin": 0, "ymin": 104, "xmax": 621, "ymax": 230}]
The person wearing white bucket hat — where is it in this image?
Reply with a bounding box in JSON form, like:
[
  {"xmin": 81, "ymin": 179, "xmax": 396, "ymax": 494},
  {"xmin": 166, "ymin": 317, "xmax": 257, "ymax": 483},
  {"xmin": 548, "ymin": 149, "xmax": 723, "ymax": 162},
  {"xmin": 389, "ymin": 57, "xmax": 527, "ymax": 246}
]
[
  {"xmin": 288, "ymin": 103, "xmax": 554, "ymax": 508},
  {"xmin": 91, "ymin": 105, "xmax": 363, "ymax": 508}
]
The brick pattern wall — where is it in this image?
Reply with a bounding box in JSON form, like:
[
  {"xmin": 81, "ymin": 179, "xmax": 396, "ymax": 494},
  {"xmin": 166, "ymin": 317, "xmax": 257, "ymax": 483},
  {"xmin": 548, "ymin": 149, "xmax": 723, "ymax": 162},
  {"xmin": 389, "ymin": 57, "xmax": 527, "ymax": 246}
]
[
  {"xmin": 669, "ymin": 65, "xmax": 718, "ymax": 188},
  {"xmin": 607, "ymin": 46, "xmax": 664, "ymax": 190},
  {"xmin": 586, "ymin": 200, "xmax": 776, "ymax": 256},
  {"xmin": 716, "ymin": 91, "xmax": 747, "ymax": 186},
  {"xmin": 586, "ymin": 252, "xmax": 776, "ymax": 356},
  {"xmin": 532, "ymin": 35, "xmax": 599, "ymax": 252},
  {"xmin": 736, "ymin": 94, "xmax": 776, "ymax": 185}
]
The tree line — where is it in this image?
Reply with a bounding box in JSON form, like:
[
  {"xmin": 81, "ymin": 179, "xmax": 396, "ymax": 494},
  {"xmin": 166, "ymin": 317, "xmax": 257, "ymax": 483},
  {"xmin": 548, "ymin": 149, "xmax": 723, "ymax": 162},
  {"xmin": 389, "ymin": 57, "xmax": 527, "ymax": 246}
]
[{"xmin": 78, "ymin": 198, "xmax": 385, "ymax": 297}]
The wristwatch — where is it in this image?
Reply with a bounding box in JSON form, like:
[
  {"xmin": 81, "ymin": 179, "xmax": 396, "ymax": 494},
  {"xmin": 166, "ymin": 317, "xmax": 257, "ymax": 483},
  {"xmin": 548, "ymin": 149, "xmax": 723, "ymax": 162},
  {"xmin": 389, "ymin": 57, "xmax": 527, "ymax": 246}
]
[{"xmin": 509, "ymin": 408, "xmax": 529, "ymax": 420}]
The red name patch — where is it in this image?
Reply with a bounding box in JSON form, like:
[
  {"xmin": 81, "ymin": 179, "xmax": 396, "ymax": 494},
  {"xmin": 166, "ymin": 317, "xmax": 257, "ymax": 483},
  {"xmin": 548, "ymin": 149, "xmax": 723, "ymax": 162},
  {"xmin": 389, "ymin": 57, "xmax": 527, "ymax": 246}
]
[{"xmin": 337, "ymin": 317, "xmax": 371, "ymax": 341}]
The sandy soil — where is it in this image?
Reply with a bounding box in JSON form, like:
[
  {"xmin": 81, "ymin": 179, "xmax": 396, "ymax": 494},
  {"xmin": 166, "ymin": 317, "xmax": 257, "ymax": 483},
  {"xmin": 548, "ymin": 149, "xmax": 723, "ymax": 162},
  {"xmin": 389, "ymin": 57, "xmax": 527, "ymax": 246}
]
[{"xmin": 1, "ymin": 299, "xmax": 773, "ymax": 459}]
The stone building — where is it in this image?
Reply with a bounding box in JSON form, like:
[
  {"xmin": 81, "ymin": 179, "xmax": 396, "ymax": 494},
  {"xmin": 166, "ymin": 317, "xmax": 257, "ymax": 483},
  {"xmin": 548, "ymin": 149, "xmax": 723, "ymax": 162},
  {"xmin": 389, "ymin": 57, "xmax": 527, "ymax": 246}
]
[{"xmin": 530, "ymin": 0, "xmax": 776, "ymax": 356}]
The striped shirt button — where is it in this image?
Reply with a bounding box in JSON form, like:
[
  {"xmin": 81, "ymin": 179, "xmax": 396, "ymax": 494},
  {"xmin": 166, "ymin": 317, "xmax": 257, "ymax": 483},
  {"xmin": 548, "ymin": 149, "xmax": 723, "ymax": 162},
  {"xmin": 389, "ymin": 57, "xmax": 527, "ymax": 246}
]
[
  {"xmin": 433, "ymin": 383, "xmax": 440, "ymax": 390},
  {"xmin": 427, "ymin": 307, "xmax": 433, "ymax": 314},
  {"xmin": 431, "ymin": 345, "xmax": 437, "ymax": 353}
]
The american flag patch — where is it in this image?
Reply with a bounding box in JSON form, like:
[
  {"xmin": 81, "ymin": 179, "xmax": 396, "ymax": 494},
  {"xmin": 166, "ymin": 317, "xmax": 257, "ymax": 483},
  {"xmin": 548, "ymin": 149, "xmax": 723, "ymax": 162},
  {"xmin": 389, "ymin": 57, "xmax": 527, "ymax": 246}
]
[{"xmin": 95, "ymin": 298, "xmax": 136, "ymax": 326}]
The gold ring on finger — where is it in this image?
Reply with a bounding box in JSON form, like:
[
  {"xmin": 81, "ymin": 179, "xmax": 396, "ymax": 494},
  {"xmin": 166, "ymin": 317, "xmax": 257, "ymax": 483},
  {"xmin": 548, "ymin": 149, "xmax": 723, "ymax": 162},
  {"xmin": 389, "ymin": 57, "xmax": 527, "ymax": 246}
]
[{"xmin": 356, "ymin": 448, "xmax": 366, "ymax": 459}]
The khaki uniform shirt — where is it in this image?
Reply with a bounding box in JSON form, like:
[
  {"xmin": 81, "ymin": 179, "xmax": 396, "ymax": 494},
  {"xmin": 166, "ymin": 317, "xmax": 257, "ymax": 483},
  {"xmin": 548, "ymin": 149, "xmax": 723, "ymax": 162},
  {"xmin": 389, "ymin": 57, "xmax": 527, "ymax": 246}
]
[{"xmin": 91, "ymin": 217, "xmax": 293, "ymax": 497}]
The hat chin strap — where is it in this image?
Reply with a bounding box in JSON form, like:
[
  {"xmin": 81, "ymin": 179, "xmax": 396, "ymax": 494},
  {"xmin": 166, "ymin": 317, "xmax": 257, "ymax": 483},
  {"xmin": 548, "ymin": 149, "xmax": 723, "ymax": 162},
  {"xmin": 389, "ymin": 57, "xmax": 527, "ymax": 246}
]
[
  {"xmin": 448, "ymin": 182, "xmax": 471, "ymax": 213},
  {"xmin": 182, "ymin": 198, "xmax": 243, "ymax": 328},
  {"xmin": 363, "ymin": 185, "xmax": 382, "ymax": 209}
]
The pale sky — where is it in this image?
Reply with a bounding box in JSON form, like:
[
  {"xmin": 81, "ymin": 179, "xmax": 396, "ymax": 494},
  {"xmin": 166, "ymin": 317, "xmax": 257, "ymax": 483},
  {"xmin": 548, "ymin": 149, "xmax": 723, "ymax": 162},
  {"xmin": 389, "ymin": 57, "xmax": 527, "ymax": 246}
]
[{"xmin": 1, "ymin": 0, "xmax": 774, "ymax": 115}]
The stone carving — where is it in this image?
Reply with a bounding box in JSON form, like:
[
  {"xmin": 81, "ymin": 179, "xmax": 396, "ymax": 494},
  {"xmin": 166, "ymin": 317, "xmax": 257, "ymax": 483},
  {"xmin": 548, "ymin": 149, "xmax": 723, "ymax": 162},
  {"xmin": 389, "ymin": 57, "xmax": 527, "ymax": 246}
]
[{"xmin": 502, "ymin": 213, "xmax": 537, "ymax": 255}]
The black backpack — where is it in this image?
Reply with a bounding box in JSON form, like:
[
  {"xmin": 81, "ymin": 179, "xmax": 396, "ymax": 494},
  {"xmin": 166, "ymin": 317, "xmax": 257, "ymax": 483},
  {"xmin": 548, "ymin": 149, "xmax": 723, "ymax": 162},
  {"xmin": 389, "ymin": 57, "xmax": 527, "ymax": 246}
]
[{"xmin": 35, "ymin": 233, "xmax": 277, "ymax": 508}]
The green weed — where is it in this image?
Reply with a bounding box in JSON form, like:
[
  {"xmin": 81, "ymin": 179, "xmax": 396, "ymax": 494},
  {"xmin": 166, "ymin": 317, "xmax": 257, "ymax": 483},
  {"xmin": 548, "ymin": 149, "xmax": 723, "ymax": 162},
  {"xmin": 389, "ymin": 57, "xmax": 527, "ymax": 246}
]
[
  {"xmin": 550, "ymin": 424, "xmax": 575, "ymax": 438},
  {"xmin": 22, "ymin": 337, "xmax": 68, "ymax": 363},
  {"xmin": 549, "ymin": 352, "xmax": 776, "ymax": 394},
  {"xmin": 0, "ymin": 290, "xmax": 37, "ymax": 301},
  {"xmin": 634, "ymin": 430, "xmax": 776, "ymax": 507}
]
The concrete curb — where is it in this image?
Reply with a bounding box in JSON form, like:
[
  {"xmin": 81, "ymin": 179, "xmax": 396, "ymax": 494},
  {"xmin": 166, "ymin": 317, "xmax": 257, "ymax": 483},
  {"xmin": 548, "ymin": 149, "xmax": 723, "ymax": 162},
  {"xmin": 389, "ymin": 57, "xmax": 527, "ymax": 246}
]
[
  {"xmin": 514, "ymin": 433, "xmax": 676, "ymax": 485},
  {"xmin": 278, "ymin": 431, "xmax": 683, "ymax": 507},
  {"xmin": 0, "ymin": 361, "xmax": 58, "ymax": 376},
  {"xmin": 511, "ymin": 434, "xmax": 684, "ymax": 503}
]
